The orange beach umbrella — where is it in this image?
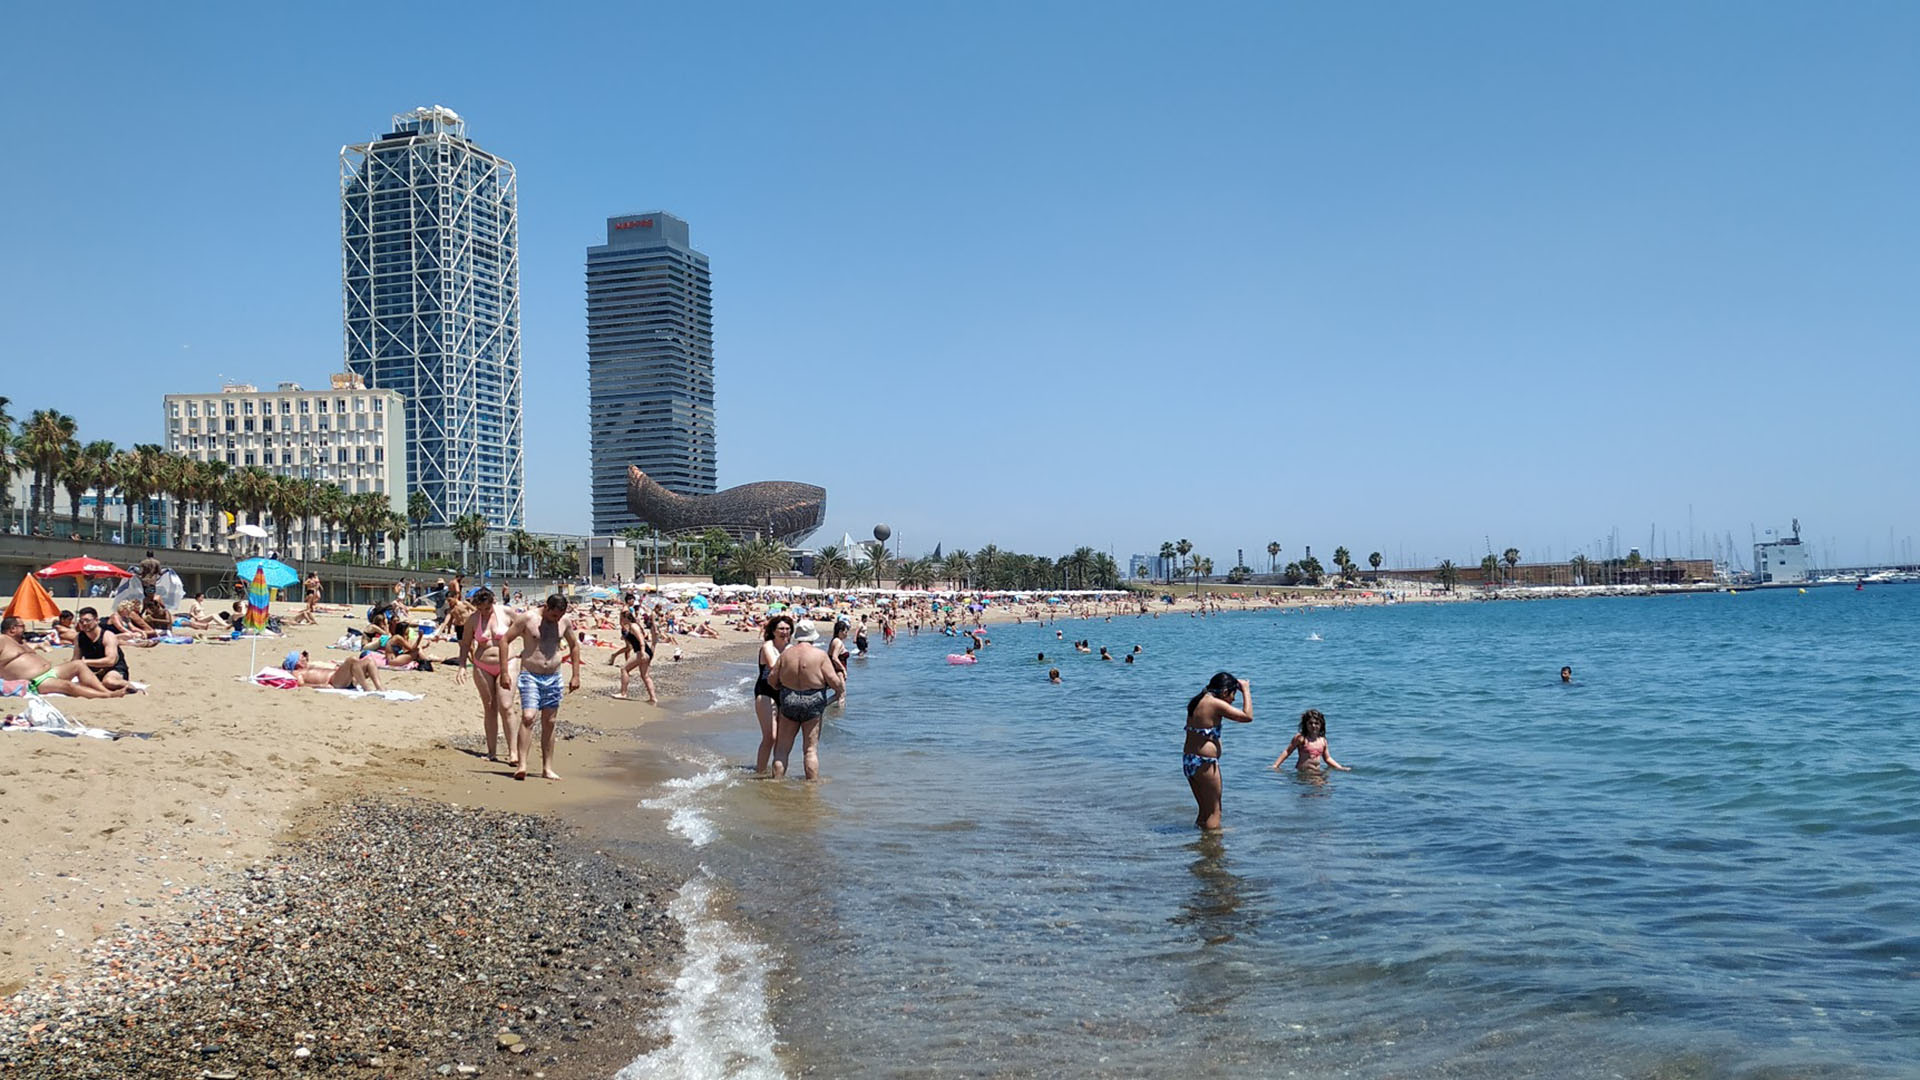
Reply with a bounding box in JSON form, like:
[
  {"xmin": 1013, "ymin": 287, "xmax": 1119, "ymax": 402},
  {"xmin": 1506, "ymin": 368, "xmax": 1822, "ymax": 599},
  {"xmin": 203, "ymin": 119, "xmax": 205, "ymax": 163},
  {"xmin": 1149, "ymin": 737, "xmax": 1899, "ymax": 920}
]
[{"xmin": 3, "ymin": 574, "xmax": 62, "ymax": 623}]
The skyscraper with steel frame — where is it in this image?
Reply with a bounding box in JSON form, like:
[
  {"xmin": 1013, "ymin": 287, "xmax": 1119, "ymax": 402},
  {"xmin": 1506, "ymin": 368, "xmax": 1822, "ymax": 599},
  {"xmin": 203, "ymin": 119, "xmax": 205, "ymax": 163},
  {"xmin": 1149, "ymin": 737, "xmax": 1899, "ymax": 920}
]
[
  {"xmin": 587, "ymin": 212, "xmax": 716, "ymax": 535},
  {"xmin": 341, "ymin": 106, "xmax": 524, "ymax": 530}
]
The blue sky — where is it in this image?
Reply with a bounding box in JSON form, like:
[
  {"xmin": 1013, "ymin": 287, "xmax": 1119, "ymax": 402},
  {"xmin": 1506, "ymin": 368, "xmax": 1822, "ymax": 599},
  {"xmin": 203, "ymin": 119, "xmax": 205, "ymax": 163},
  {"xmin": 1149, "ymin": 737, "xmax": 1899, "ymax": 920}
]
[{"xmin": 3, "ymin": 2, "xmax": 1915, "ymax": 569}]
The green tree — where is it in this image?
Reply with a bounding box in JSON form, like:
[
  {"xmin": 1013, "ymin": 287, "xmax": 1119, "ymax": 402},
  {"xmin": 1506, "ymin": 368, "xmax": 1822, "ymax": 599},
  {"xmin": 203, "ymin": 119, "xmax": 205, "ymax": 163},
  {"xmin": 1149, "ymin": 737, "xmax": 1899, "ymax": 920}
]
[
  {"xmin": 1436, "ymin": 559, "xmax": 1459, "ymax": 591},
  {"xmin": 1503, "ymin": 547, "xmax": 1521, "ymax": 582},
  {"xmin": 507, "ymin": 528, "xmax": 535, "ymax": 577},
  {"xmin": 866, "ymin": 539, "xmax": 890, "ymax": 589},
  {"xmin": 1267, "ymin": 540, "xmax": 1281, "ymax": 573},
  {"xmin": 407, "ymin": 490, "xmax": 432, "ymax": 567},
  {"xmin": 1480, "ymin": 553, "xmax": 1501, "ymax": 585},
  {"xmin": 1369, "ymin": 551, "xmax": 1383, "ymax": 579},
  {"xmin": 1158, "ymin": 540, "xmax": 1177, "ymax": 583},
  {"xmin": 452, "ymin": 513, "xmax": 489, "ymax": 571},
  {"xmin": 1175, "ymin": 538, "xmax": 1193, "ymax": 586},
  {"xmin": 20, "ymin": 409, "xmax": 77, "ymax": 536},
  {"xmin": 813, "ymin": 544, "xmax": 850, "ymax": 588},
  {"xmin": 942, "ymin": 548, "xmax": 971, "ymax": 590},
  {"xmin": 59, "ymin": 441, "xmax": 105, "ymax": 539}
]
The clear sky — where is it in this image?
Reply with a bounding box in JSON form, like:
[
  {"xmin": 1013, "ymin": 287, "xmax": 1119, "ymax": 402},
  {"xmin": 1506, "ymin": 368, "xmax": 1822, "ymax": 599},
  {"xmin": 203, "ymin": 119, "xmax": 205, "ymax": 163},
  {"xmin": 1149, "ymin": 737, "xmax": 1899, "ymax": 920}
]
[{"xmin": 3, "ymin": 2, "xmax": 1915, "ymax": 570}]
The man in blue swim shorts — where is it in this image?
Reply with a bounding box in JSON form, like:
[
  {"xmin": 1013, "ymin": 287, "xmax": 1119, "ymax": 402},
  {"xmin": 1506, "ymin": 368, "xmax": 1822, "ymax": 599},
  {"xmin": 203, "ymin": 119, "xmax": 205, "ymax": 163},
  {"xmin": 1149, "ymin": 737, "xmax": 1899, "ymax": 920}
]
[{"xmin": 498, "ymin": 595, "xmax": 581, "ymax": 781}]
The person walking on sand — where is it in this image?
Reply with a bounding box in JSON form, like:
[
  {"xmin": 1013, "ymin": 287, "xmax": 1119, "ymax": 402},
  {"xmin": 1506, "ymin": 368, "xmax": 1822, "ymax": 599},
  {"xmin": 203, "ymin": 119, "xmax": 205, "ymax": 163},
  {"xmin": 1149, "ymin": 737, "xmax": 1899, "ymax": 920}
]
[
  {"xmin": 751, "ymin": 614, "xmax": 794, "ymax": 774},
  {"xmin": 766, "ymin": 620, "xmax": 844, "ymax": 781},
  {"xmin": 498, "ymin": 594, "xmax": 582, "ymax": 781},
  {"xmin": 1182, "ymin": 672, "xmax": 1252, "ymax": 830},
  {"xmin": 457, "ymin": 588, "xmax": 517, "ymax": 765},
  {"xmin": 613, "ymin": 607, "xmax": 658, "ymax": 705}
]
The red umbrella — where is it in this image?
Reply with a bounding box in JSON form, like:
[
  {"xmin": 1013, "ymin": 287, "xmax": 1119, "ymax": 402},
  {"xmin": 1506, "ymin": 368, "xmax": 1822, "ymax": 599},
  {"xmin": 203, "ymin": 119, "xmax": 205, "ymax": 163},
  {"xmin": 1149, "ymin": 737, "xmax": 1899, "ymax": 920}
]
[{"xmin": 36, "ymin": 556, "xmax": 134, "ymax": 579}]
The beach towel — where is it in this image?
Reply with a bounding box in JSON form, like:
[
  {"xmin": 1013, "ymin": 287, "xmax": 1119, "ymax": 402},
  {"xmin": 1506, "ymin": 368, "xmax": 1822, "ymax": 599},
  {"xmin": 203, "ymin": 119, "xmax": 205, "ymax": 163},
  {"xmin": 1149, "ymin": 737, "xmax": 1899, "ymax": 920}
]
[
  {"xmin": 251, "ymin": 668, "xmax": 300, "ymax": 690},
  {"xmin": 157, "ymin": 635, "xmax": 195, "ymax": 645},
  {"xmin": 1, "ymin": 695, "xmax": 116, "ymax": 739},
  {"xmin": 315, "ymin": 687, "xmax": 424, "ymax": 702}
]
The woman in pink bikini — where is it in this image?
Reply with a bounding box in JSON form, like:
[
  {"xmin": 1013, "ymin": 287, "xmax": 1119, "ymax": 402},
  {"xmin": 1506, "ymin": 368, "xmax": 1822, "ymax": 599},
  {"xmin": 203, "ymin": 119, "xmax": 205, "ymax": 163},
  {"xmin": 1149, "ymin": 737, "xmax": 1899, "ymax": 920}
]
[
  {"xmin": 458, "ymin": 588, "xmax": 518, "ymax": 765},
  {"xmin": 1270, "ymin": 709, "xmax": 1350, "ymax": 773}
]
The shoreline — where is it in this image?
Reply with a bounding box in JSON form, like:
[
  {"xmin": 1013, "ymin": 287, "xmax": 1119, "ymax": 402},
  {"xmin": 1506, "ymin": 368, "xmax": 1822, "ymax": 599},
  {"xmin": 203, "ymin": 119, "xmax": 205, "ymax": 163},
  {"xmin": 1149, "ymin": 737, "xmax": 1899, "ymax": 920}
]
[{"xmin": 0, "ymin": 596, "xmax": 757, "ymax": 1077}]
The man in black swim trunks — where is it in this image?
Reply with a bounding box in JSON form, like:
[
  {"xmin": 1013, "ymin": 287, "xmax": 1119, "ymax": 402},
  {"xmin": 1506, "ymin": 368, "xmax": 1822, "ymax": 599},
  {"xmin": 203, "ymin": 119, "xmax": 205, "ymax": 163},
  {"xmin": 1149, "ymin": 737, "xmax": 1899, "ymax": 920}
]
[{"xmin": 766, "ymin": 620, "xmax": 845, "ymax": 781}]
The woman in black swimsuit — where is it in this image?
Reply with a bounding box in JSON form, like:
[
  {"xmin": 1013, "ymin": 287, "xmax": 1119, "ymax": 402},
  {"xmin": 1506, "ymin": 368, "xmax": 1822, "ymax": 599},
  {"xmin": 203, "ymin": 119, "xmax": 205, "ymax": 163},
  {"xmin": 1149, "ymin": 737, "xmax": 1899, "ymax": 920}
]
[
  {"xmin": 613, "ymin": 609, "xmax": 657, "ymax": 704},
  {"xmin": 754, "ymin": 615, "xmax": 793, "ymax": 774}
]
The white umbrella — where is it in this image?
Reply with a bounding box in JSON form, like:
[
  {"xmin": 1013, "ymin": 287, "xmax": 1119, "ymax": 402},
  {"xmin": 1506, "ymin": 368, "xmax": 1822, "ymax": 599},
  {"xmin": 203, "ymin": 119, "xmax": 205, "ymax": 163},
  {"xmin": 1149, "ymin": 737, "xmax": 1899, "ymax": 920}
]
[{"xmin": 232, "ymin": 523, "xmax": 270, "ymax": 540}]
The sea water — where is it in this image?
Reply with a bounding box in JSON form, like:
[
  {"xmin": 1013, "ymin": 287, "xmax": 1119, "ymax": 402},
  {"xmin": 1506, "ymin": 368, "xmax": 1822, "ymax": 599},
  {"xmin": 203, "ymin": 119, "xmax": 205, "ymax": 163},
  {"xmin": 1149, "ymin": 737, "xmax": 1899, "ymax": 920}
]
[{"xmin": 625, "ymin": 587, "xmax": 1920, "ymax": 1078}]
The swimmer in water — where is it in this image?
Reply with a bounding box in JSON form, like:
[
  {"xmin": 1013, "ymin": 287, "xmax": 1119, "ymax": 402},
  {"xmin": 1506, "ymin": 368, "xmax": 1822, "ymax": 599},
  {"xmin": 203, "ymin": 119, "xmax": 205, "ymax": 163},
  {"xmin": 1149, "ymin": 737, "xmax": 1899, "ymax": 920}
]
[
  {"xmin": 1048, "ymin": 667, "xmax": 1062, "ymax": 683},
  {"xmin": 1270, "ymin": 709, "xmax": 1349, "ymax": 773},
  {"xmin": 1098, "ymin": 646, "xmax": 1113, "ymax": 661},
  {"xmin": 1560, "ymin": 665, "xmax": 1573, "ymax": 683}
]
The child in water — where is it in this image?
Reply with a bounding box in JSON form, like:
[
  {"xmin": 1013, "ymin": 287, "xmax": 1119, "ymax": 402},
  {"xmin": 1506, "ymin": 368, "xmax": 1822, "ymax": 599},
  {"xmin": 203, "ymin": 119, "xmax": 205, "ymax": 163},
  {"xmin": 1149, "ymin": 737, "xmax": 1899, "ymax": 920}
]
[{"xmin": 1270, "ymin": 709, "xmax": 1350, "ymax": 773}]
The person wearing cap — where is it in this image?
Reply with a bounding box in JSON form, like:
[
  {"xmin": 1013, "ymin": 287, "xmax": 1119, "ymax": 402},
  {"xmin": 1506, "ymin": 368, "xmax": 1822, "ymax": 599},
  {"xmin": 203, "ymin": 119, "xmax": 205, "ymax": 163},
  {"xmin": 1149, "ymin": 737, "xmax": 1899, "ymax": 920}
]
[
  {"xmin": 281, "ymin": 649, "xmax": 383, "ymax": 690},
  {"xmin": 765, "ymin": 619, "xmax": 845, "ymax": 780}
]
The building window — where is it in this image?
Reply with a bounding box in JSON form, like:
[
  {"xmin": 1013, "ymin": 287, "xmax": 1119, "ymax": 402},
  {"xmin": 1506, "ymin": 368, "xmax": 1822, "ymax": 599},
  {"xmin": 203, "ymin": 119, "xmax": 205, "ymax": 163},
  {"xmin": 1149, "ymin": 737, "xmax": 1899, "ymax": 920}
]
[
  {"xmin": 225, "ymin": 419, "xmax": 236, "ymax": 433},
  {"xmin": 354, "ymin": 397, "xmax": 366, "ymax": 412},
  {"xmin": 224, "ymin": 401, "xmax": 236, "ymax": 417},
  {"xmin": 169, "ymin": 402, "xmax": 180, "ymax": 418},
  {"xmin": 226, "ymin": 452, "xmax": 238, "ymax": 465},
  {"xmin": 317, "ymin": 399, "xmax": 328, "ymax": 414},
  {"xmin": 242, "ymin": 401, "xmax": 254, "ymax": 415},
  {"xmin": 186, "ymin": 402, "xmax": 198, "ymax": 418},
  {"xmin": 373, "ymin": 446, "xmax": 383, "ymax": 462},
  {"xmin": 279, "ymin": 400, "xmax": 292, "ymax": 415},
  {"xmin": 371, "ymin": 398, "xmax": 383, "ymax": 413},
  {"xmin": 335, "ymin": 399, "xmax": 347, "ymax": 415},
  {"xmin": 318, "ymin": 417, "xmax": 330, "ymax": 431},
  {"xmin": 243, "ymin": 419, "xmax": 255, "ymax": 433},
  {"xmin": 300, "ymin": 400, "xmax": 310, "ymax": 414}
]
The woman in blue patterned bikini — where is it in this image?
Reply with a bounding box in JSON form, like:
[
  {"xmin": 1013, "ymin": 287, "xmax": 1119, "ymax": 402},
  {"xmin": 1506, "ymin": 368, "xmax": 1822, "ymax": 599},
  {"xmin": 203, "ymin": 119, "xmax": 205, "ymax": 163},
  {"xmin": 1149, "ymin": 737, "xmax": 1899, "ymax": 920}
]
[{"xmin": 1183, "ymin": 671, "xmax": 1252, "ymax": 830}]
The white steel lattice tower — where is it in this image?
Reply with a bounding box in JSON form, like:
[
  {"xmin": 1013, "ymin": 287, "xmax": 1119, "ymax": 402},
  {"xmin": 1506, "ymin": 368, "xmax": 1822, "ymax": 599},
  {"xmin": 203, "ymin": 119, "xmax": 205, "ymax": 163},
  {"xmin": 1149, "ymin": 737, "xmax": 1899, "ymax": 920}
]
[{"xmin": 341, "ymin": 106, "xmax": 524, "ymax": 530}]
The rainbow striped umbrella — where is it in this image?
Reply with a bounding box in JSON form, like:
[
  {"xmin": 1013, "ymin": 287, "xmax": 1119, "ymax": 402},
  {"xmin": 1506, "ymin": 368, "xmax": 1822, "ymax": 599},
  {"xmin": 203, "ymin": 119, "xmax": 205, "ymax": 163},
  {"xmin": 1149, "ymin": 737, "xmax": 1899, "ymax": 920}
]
[{"xmin": 245, "ymin": 567, "xmax": 271, "ymax": 634}]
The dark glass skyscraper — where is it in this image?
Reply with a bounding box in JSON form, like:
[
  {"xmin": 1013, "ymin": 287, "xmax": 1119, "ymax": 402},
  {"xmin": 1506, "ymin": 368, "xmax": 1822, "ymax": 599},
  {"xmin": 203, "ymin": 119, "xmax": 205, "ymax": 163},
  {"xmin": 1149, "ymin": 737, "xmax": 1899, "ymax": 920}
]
[
  {"xmin": 587, "ymin": 212, "xmax": 716, "ymax": 534},
  {"xmin": 341, "ymin": 106, "xmax": 523, "ymax": 529}
]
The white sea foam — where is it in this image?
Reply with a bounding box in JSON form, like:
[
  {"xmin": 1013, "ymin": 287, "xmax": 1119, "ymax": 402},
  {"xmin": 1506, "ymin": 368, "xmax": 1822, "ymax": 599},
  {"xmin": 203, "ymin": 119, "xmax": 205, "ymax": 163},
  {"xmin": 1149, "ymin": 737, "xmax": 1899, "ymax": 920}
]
[
  {"xmin": 616, "ymin": 870, "xmax": 784, "ymax": 1080},
  {"xmin": 697, "ymin": 673, "xmax": 757, "ymax": 715},
  {"xmin": 641, "ymin": 765, "xmax": 733, "ymax": 848}
]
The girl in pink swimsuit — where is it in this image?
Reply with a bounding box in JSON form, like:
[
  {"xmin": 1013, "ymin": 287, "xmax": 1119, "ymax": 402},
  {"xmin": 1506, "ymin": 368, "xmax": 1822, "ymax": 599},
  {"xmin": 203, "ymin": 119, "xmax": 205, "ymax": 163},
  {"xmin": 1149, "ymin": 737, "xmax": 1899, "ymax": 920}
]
[
  {"xmin": 461, "ymin": 588, "xmax": 517, "ymax": 765},
  {"xmin": 1271, "ymin": 709, "xmax": 1350, "ymax": 773}
]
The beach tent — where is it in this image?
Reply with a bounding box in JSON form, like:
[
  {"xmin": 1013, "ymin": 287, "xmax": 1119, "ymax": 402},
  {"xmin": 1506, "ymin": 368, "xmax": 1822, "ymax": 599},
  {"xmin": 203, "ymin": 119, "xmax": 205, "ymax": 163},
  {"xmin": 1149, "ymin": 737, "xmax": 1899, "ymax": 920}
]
[
  {"xmin": 111, "ymin": 569, "xmax": 185, "ymax": 613},
  {"xmin": 3, "ymin": 574, "xmax": 61, "ymax": 623}
]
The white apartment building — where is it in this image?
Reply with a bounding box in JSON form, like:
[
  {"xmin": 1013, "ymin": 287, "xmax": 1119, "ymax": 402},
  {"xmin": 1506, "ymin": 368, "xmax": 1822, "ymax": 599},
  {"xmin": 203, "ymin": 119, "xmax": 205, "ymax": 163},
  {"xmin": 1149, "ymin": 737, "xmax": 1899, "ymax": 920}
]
[{"xmin": 162, "ymin": 373, "xmax": 407, "ymax": 560}]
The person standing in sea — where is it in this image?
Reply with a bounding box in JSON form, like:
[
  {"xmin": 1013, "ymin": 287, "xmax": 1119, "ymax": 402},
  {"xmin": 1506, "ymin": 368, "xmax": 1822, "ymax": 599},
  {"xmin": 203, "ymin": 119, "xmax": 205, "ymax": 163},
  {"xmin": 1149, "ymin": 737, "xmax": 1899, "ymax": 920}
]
[
  {"xmin": 752, "ymin": 614, "xmax": 794, "ymax": 774},
  {"xmin": 498, "ymin": 594, "xmax": 582, "ymax": 781},
  {"xmin": 1183, "ymin": 672, "xmax": 1252, "ymax": 830},
  {"xmin": 767, "ymin": 620, "xmax": 844, "ymax": 781}
]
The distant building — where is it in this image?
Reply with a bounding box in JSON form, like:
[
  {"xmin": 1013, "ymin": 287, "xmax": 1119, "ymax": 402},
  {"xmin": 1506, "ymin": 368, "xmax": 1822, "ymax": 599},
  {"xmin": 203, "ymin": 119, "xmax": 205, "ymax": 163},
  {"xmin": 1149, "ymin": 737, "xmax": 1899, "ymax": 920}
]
[
  {"xmin": 1130, "ymin": 554, "xmax": 1174, "ymax": 581},
  {"xmin": 162, "ymin": 374, "xmax": 407, "ymax": 559},
  {"xmin": 588, "ymin": 212, "xmax": 716, "ymax": 535},
  {"xmin": 342, "ymin": 105, "xmax": 523, "ymax": 531},
  {"xmin": 1754, "ymin": 537, "xmax": 1808, "ymax": 584}
]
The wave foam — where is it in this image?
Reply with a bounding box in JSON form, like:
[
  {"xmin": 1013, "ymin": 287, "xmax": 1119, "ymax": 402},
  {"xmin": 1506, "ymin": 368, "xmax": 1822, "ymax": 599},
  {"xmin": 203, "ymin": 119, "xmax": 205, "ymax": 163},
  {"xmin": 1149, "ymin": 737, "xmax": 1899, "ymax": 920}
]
[
  {"xmin": 616, "ymin": 870, "xmax": 784, "ymax": 1080},
  {"xmin": 697, "ymin": 673, "xmax": 757, "ymax": 715},
  {"xmin": 641, "ymin": 765, "xmax": 733, "ymax": 848}
]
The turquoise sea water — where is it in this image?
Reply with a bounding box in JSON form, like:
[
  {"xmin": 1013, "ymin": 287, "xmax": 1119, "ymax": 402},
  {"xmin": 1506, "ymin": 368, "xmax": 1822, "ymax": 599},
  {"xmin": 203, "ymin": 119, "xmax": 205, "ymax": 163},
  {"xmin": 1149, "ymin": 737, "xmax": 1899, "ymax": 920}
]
[{"xmin": 623, "ymin": 587, "xmax": 1920, "ymax": 1078}]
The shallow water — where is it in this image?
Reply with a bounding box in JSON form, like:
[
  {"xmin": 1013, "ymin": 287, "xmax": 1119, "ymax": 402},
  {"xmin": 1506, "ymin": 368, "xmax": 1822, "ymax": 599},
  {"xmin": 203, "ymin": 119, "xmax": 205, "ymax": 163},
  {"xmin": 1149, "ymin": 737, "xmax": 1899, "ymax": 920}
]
[{"xmin": 622, "ymin": 587, "xmax": 1920, "ymax": 1078}]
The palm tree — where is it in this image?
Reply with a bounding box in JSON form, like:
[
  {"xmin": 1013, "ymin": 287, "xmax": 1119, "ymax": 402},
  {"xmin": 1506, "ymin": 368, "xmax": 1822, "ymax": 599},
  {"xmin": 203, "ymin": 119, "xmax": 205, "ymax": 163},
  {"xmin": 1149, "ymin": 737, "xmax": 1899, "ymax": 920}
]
[
  {"xmin": 1333, "ymin": 546, "xmax": 1354, "ymax": 582},
  {"xmin": 1570, "ymin": 554, "xmax": 1591, "ymax": 586},
  {"xmin": 0, "ymin": 397, "xmax": 19, "ymax": 529},
  {"xmin": 384, "ymin": 512, "xmax": 409, "ymax": 567},
  {"xmin": 195, "ymin": 459, "xmax": 231, "ymax": 551},
  {"xmin": 20, "ymin": 409, "xmax": 77, "ymax": 536},
  {"xmin": 1368, "ymin": 551, "xmax": 1383, "ymax": 580},
  {"xmin": 1267, "ymin": 541, "xmax": 1281, "ymax": 574},
  {"xmin": 942, "ymin": 548, "xmax": 971, "ymax": 590},
  {"xmin": 452, "ymin": 513, "xmax": 489, "ymax": 572},
  {"xmin": 1480, "ymin": 553, "xmax": 1501, "ymax": 585},
  {"xmin": 312, "ymin": 483, "xmax": 345, "ymax": 560},
  {"xmin": 813, "ymin": 544, "xmax": 850, "ymax": 588},
  {"xmin": 112, "ymin": 445, "xmax": 166, "ymax": 547},
  {"xmin": 266, "ymin": 474, "xmax": 302, "ymax": 556},
  {"xmin": 1175, "ymin": 538, "xmax": 1193, "ymax": 586},
  {"xmin": 1503, "ymin": 547, "xmax": 1521, "ymax": 583},
  {"xmin": 865, "ymin": 539, "xmax": 889, "ymax": 589},
  {"xmin": 507, "ymin": 528, "xmax": 535, "ymax": 577},
  {"xmin": 1092, "ymin": 551, "xmax": 1120, "ymax": 589},
  {"xmin": 58, "ymin": 443, "xmax": 99, "ymax": 539},
  {"xmin": 407, "ymin": 490, "xmax": 432, "ymax": 567},
  {"xmin": 975, "ymin": 544, "xmax": 1002, "ymax": 590},
  {"xmin": 529, "ymin": 537, "xmax": 556, "ymax": 580},
  {"xmin": 1436, "ymin": 559, "xmax": 1459, "ymax": 591},
  {"xmin": 1158, "ymin": 541, "xmax": 1177, "ymax": 584},
  {"xmin": 1067, "ymin": 546, "xmax": 1097, "ymax": 589},
  {"xmin": 1191, "ymin": 555, "xmax": 1213, "ymax": 595}
]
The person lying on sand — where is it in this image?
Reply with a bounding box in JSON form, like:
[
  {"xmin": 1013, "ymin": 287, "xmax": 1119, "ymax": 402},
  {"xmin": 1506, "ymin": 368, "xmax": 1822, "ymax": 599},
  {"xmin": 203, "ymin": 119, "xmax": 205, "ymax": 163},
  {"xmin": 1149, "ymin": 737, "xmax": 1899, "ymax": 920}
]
[
  {"xmin": 1, "ymin": 619, "xmax": 128, "ymax": 698},
  {"xmin": 282, "ymin": 650, "xmax": 383, "ymax": 691}
]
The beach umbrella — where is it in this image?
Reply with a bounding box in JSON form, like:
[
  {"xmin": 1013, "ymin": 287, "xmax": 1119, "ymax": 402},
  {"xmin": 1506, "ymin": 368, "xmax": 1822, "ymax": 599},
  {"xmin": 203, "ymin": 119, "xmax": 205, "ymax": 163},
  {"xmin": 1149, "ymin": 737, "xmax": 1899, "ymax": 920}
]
[
  {"xmin": 235, "ymin": 557, "xmax": 300, "ymax": 590},
  {"xmin": 3, "ymin": 574, "xmax": 61, "ymax": 623},
  {"xmin": 36, "ymin": 556, "xmax": 132, "ymax": 579},
  {"xmin": 241, "ymin": 566, "xmax": 272, "ymax": 672},
  {"xmin": 231, "ymin": 523, "xmax": 270, "ymax": 541}
]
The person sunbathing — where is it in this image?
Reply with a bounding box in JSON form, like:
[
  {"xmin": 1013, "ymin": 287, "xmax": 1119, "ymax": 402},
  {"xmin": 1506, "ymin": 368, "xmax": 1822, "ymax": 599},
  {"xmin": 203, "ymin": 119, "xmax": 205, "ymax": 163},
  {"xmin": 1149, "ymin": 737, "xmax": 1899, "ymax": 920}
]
[
  {"xmin": 176, "ymin": 593, "xmax": 219, "ymax": 631},
  {"xmin": 364, "ymin": 610, "xmax": 429, "ymax": 667},
  {"xmin": 281, "ymin": 650, "xmax": 383, "ymax": 691},
  {"xmin": 0, "ymin": 619, "xmax": 127, "ymax": 698}
]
